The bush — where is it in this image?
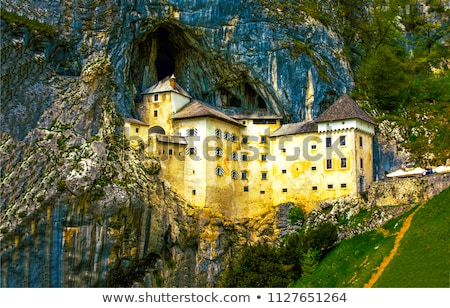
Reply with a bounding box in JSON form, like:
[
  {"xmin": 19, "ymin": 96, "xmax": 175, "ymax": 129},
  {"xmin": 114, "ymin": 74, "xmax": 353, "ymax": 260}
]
[
  {"xmin": 218, "ymin": 243, "xmax": 294, "ymax": 287},
  {"xmin": 288, "ymin": 206, "xmax": 305, "ymax": 224}
]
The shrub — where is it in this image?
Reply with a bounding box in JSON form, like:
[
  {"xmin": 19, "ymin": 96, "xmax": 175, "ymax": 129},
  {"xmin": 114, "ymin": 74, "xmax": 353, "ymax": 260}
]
[
  {"xmin": 218, "ymin": 243, "xmax": 294, "ymax": 287},
  {"xmin": 288, "ymin": 206, "xmax": 305, "ymax": 224}
]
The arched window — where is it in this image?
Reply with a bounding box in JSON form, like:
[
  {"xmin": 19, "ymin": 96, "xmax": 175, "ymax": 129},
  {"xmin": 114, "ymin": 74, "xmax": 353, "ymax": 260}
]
[
  {"xmin": 215, "ymin": 129, "xmax": 222, "ymax": 138},
  {"xmin": 231, "ymin": 171, "xmax": 239, "ymax": 179},
  {"xmin": 215, "ymin": 147, "xmax": 223, "ymax": 157}
]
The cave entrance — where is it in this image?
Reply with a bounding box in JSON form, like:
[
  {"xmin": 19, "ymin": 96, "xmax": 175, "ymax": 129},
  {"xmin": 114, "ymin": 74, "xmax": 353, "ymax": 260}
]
[{"xmin": 154, "ymin": 27, "xmax": 176, "ymax": 80}]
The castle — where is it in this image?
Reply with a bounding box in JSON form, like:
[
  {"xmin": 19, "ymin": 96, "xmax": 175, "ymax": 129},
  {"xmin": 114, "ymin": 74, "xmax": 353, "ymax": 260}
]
[{"xmin": 124, "ymin": 75, "xmax": 376, "ymax": 218}]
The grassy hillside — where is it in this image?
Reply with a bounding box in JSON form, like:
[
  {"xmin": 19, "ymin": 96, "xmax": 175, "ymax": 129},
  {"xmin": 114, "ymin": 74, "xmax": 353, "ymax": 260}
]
[
  {"xmin": 373, "ymin": 187, "xmax": 450, "ymax": 287},
  {"xmin": 293, "ymin": 187, "xmax": 450, "ymax": 288}
]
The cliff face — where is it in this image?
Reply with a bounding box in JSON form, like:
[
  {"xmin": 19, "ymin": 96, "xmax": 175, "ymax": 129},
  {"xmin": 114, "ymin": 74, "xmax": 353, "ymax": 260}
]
[{"xmin": 1, "ymin": 0, "xmax": 352, "ymax": 287}]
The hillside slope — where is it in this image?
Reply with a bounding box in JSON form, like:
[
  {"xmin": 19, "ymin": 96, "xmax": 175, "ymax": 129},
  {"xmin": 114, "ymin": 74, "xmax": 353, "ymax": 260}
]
[{"xmin": 293, "ymin": 187, "xmax": 450, "ymax": 288}]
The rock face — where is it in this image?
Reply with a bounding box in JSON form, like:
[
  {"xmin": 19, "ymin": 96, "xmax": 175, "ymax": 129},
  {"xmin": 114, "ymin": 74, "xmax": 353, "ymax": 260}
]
[{"xmin": 1, "ymin": 0, "xmax": 353, "ymax": 287}]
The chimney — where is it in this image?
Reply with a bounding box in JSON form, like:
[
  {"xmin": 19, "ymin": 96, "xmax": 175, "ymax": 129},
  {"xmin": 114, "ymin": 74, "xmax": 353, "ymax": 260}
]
[{"xmin": 170, "ymin": 74, "xmax": 176, "ymax": 88}]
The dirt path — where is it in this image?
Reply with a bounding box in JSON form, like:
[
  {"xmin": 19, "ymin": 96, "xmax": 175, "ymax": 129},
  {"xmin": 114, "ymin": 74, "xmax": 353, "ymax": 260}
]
[{"xmin": 364, "ymin": 203, "xmax": 424, "ymax": 288}]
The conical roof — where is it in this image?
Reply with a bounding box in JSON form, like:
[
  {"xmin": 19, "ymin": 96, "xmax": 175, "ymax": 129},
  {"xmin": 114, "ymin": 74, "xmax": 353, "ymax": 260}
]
[{"xmin": 141, "ymin": 75, "xmax": 191, "ymax": 98}]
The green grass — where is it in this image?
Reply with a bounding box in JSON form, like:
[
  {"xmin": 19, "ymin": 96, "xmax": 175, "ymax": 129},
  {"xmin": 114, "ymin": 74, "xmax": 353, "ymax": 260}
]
[
  {"xmin": 293, "ymin": 188, "xmax": 450, "ymax": 288},
  {"xmin": 374, "ymin": 187, "xmax": 450, "ymax": 287}
]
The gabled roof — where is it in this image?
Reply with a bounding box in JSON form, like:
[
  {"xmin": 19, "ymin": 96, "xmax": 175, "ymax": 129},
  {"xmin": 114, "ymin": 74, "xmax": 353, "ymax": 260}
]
[
  {"xmin": 316, "ymin": 94, "xmax": 375, "ymax": 124},
  {"xmin": 125, "ymin": 118, "xmax": 149, "ymax": 126},
  {"xmin": 141, "ymin": 75, "xmax": 191, "ymax": 98},
  {"xmin": 172, "ymin": 100, "xmax": 244, "ymax": 127},
  {"xmin": 270, "ymin": 121, "xmax": 317, "ymax": 137}
]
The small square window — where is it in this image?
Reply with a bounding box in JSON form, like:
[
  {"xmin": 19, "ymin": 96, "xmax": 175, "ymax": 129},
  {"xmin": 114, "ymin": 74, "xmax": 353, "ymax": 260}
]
[
  {"xmin": 311, "ymin": 166, "xmax": 317, "ymax": 171},
  {"xmin": 260, "ymin": 190, "xmax": 265, "ymax": 194},
  {"xmin": 328, "ymin": 184, "xmax": 334, "ymax": 189},
  {"xmin": 242, "ymin": 154, "xmax": 248, "ymax": 161},
  {"xmin": 341, "ymin": 158, "xmax": 347, "ymax": 168},
  {"xmin": 341, "ymin": 183, "xmax": 347, "ymax": 188},
  {"xmin": 154, "ymin": 110, "xmax": 158, "ymax": 117},
  {"xmin": 311, "ymin": 144, "xmax": 317, "ymax": 150},
  {"xmin": 282, "ymin": 169, "xmax": 287, "ymax": 174},
  {"xmin": 282, "ymin": 148, "xmax": 286, "ymax": 153},
  {"xmin": 169, "ymin": 149, "xmax": 173, "ymax": 155},
  {"xmin": 261, "ymin": 172, "xmax": 267, "ymax": 180},
  {"xmin": 242, "ymin": 136, "xmax": 248, "ymax": 144},
  {"xmin": 154, "ymin": 94, "xmax": 159, "ymax": 102},
  {"xmin": 261, "ymin": 154, "xmax": 267, "ymax": 161},
  {"xmin": 312, "ymin": 186, "xmax": 318, "ymax": 191},
  {"xmin": 326, "ymin": 137, "xmax": 332, "ymax": 148},
  {"xmin": 261, "ymin": 136, "xmax": 267, "ymax": 144},
  {"xmin": 326, "ymin": 159, "xmax": 332, "ymax": 170},
  {"xmin": 241, "ymin": 172, "xmax": 247, "ymax": 180},
  {"xmin": 136, "ymin": 128, "xmax": 139, "ymax": 133},
  {"xmin": 282, "ymin": 188, "xmax": 288, "ymax": 193},
  {"xmin": 192, "ymin": 190, "xmax": 196, "ymax": 195},
  {"xmin": 244, "ymin": 186, "xmax": 249, "ymax": 192},
  {"xmin": 340, "ymin": 135, "xmax": 346, "ymax": 146}
]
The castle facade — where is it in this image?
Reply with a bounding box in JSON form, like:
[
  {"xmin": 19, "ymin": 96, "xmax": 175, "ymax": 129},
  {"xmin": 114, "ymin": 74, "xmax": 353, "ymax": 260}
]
[{"xmin": 124, "ymin": 75, "xmax": 376, "ymax": 218}]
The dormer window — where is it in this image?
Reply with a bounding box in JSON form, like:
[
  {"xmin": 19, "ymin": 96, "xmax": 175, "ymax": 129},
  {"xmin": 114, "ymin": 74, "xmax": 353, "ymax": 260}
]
[{"xmin": 154, "ymin": 94, "xmax": 159, "ymax": 102}]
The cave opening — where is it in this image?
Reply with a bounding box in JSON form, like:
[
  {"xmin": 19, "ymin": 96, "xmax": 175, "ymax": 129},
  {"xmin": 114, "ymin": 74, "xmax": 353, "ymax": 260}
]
[{"xmin": 154, "ymin": 27, "xmax": 176, "ymax": 80}]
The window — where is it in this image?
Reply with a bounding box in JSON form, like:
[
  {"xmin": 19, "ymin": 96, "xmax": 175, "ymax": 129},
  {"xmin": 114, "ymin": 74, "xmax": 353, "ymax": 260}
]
[
  {"xmin": 260, "ymin": 190, "xmax": 265, "ymax": 194},
  {"xmin": 242, "ymin": 154, "xmax": 248, "ymax": 161},
  {"xmin": 253, "ymin": 119, "xmax": 277, "ymax": 124},
  {"xmin": 215, "ymin": 129, "xmax": 222, "ymax": 138},
  {"xmin": 360, "ymin": 158, "xmax": 364, "ymax": 169},
  {"xmin": 168, "ymin": 149, "xmax": 173, "ymax": 155},
  {"xmin": 311, "ymin": 166, "xmax": 317, "ymax": 171},
  {"xmin": 341, "ymin": 183, "xmax": 347, "ymax": 188},
  {"xmin": 192, "ymin": 190, "xmax": 196, "ymax": 195},
  {"xmin": 215, "ymin": 147, "xmax": 223, "ymax": 157},
  {"xmin": 186, "ymin": 147, "xmax": 197, "ymax": 155},
  {"xmin": 231, "ymin": 152, "xmax": 239, "ymax": 161},
  {"xmin": 312, "ymin": 186, "xmax": 318, "ymax": 191},
  {"xmin": 261, "ymin": 136, "xmax": 267, "ymax": 144},
  {"xmin": 154, "ymin": 94, "xmax": 159, "ymax": 102},
  {"xmin": 244, "ymin": 186, "xmax": 249, "ymax": 192},
  {"xmin": 328, "ymin": 184, "xmax": 334, "ymax": 189},
  {"xmin": 215, "ymin": 167, "xmax": 224, "ymax": 176},
  {"xmin": 186, "ymin": 128, "xmax": 198, "ymax": 136},
  {"xmin": 261, "ymin": 154, "xmax": 267, "ymax": 161},
  {"xmin": 341, "ymin": 157, "xmax": 347, "ymax": 168},
  {"xmin": 311, "ymin": 144, "xmax": 317, "ymax": 150},
  {"xmin": 231, "ymin": 171, "xmax": 239, "ymax": 179},
  {"xmin": 282, "ymin": 148, "xmax": 286, "ymax": 153},
  {"xmin": 154, "ymin": 110, "xmax": 158, "ymax": 117},
  {"xmin": 261, "ymin": 172, "xmax": 267, "ymax": 180},
  {"xmin": 231, "ymin": 134, "xmax": 238, "ymax": 142},
  {"xmin": 241, "ymin": 171, "xmax": 247, "ymax": 180},
  {"xmin": 340, "ymin": 135, "xmax": 346, "ymax": 146},
  {"xmin": 360, "ymin": 136, "xmax": 363, "ymax": 147},
  {"xmin": 223, "ymin": 132, "xmax": 229, "ymax": 140},
  {"xmin": 282, "ymin": 188, "xmax": 288, "ymax": 193},
  {"xmin": 243, "ymin": 121, "xmax": 246, "ymax": 125},
  {"xmin": 135, "ymin": 128, "xmax": 139, "ymax": 133},
  {"xmin": 326, "ymin": 137, "xmax": 332, "ymax": 147},
  {"xmin": 282, "ymin": 169, "xmax": 287, "ymax": 174},
  {"xmin": 242, "ymin": 136, "xmax": 248, "ymax": 144},
  {"xmin": 326, "ymin": 159, "xmax": 332, "ymax": 170}
]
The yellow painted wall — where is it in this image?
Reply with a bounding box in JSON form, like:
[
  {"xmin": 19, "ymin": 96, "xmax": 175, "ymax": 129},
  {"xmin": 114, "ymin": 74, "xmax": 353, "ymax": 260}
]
[{"xmin": 124, "ymin": 122, "xmax": 149, "ymax": 148}]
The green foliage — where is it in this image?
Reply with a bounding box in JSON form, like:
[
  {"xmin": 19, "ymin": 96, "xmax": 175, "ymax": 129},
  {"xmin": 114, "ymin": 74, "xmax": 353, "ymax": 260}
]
[
  {"xmin": 218, "ymin": 243, "xmax": 294, "ymax": 287},
  {"xmin": 288, "ymin": 206, "xmax": 305, "ymax": 224},
  {"xmin": 56, "ymin": 179, "xmax": 67, "ymax": 191},
  {"xmin": 0, "ymin": 9, "xmax": 57, "ymax": 36},
  {"xmin": 220, "ymin": 222, "xmax": 339, "ymax": 287}
]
